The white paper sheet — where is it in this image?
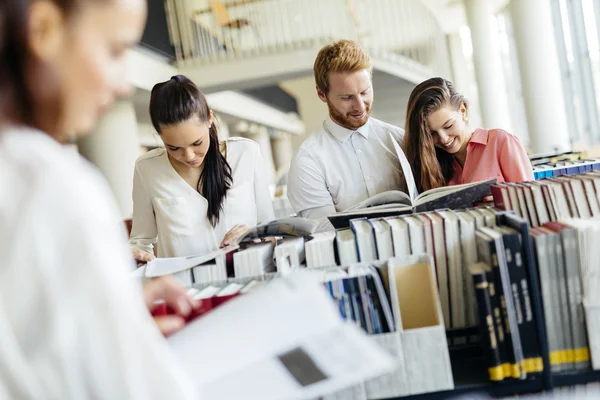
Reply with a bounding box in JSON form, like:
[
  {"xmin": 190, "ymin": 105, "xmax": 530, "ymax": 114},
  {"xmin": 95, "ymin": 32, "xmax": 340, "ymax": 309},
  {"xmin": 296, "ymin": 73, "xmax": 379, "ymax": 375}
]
[{"xmin": 167, "ymin": 271, "xmax": 396, "ymax": 400}]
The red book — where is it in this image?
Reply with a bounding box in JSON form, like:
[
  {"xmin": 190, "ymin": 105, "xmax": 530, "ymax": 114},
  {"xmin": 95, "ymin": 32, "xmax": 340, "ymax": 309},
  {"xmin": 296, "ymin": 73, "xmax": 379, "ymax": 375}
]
[{"xmin": 491, "ymin": 184, "xmax": 511, "ymax": 211}]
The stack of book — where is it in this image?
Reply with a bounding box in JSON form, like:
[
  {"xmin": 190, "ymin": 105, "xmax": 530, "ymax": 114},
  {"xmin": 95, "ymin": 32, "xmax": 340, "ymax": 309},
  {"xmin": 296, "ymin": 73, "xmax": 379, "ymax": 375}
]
[
  {"xmin": 469, "ymin": 214, "xmax": 545, "ymax": 382},
  {"xmin": 491, "ymin": 172, "xmax": 600, "ymax": 227},
  {"xmin": 315, "ymin": 256, "xmax": 455, "ymax": 399}
]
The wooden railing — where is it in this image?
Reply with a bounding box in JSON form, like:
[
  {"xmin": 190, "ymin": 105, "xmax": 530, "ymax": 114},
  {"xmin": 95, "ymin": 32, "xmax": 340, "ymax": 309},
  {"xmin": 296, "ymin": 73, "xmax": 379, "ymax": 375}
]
[{"xmin": 165, "ymin": 0, "xmax": 446, "ymax": 74}]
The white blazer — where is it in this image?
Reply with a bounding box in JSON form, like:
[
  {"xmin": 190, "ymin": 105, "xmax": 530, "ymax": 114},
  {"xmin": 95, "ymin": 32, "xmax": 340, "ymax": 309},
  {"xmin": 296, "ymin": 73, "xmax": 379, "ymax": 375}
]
[{"xmin": 129, "ymin": 137, "xmax": 275, "ymax": 258}]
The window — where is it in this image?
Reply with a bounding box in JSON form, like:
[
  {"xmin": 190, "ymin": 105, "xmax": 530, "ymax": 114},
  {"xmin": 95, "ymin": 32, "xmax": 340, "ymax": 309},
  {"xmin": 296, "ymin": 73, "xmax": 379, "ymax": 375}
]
[{"xmin": 551, "ymin": 0, "xmax": 600, "ymax": 146}]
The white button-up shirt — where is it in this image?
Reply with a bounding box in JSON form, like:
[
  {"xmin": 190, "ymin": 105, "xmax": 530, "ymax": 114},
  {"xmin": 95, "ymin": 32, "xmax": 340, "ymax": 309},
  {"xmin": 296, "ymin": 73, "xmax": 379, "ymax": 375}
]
[
  {"xmin": 287, "ymin": 116, "xmax": 408, "ymax": 228},
  {"xmin": 129, "ymin": 137, "xmax": 274, "ymax": 258},
  {"xmin": 0, "ymin": 127, "xmax": 195, "ymax": 399}
]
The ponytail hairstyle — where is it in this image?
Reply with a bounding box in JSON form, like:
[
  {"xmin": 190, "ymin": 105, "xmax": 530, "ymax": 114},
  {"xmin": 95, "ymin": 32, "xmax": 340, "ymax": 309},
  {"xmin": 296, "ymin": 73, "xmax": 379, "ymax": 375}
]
[
  {"xmin": 404, "ymin": 77, "xmax": 468, "ymax": 192},
  {"xmin": 149, "ymin": 75, "xmax": 232, "ymax": 227}
]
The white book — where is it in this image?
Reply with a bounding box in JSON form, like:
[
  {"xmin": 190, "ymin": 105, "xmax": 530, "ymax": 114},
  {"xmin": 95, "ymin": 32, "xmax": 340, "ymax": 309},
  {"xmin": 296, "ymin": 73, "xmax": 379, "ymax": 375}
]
[
  {"xmin": 455, "ymin": 211, "xmax": 478, "ymax": 327},
  {"xmin": 415, "ymin": 215, "xmax": 435, "ymax": 262},
  {"xmin": 466, "ymin": 208, "xmax": 486, "ymax": 230},
  {"xmin": 274, "ymin": 236, "xmax": 305, "ymax": 273},
  {"xmin": 403, "ymin": 216, "xmax": 425, "ymax": 255},
  {"xmin": 369, "ymin": 219, "xmax": 394, "ymax": 261},
  {"xmin": 306, "ymin": 232, "xmax": 337, "ymax": 268},
  {"xmin": 168, "ymin": 271, "xmax": 395, "ymax": 400},
  {"xmin": 234, "ymin": 242, "xmax": 275, "ymax": 278},
  {"xmin": 350, "ymin": 219, "xmax": 378, "ymax": 262},
  {"xmin": 576, "ymin": 177, "xmax": 600, "ymax": 217},
  {"xmin": 437, "ymin": 210, "xmax": 466, "ymax": 330},
  {"xmin": 385, "ymin": 217, "xmax": 410, "ymax": 257},
  {"xmin": 423, "ymin": 213, "xmax": 450, "ymax": 328},
  {"xmin": 335, "ymin": 229, "xmax": 358, "ymax": 267}
]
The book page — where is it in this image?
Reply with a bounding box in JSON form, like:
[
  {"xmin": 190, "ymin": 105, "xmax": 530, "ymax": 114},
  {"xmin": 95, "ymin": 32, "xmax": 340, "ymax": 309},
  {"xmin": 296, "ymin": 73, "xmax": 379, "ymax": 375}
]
[
  {"xmin": 389, "ymin": 132, "xmax": 418, "ymax": 202},
  {"xmin": 414, "ymin": 179, "xmax": 492, "ymax": 203},
  {"xmin": 145, "ymin": 247, "xmax": 237, "ymax": 278},
  {"xmin": 345, "ymin": 191, "xmax": 411, "ymax": 211}
]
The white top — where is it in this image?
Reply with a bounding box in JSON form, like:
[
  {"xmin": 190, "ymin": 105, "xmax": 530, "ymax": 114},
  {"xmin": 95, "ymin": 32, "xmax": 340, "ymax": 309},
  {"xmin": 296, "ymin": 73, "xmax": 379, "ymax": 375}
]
[
  {"xmin": 129, "ymin": 137, "xmax": 275, "ymax": 258},
  {"xmin": 287, "ymin": 116, "xmax": 407, "ymax": 228},
  {"xmin": 0, "ymin": 127, "xmax": 195, "ymax": 399}
]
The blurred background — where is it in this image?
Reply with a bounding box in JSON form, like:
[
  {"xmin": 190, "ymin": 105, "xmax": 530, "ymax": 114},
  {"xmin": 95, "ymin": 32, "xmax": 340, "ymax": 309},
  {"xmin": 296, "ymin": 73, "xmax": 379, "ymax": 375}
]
[{"xmin": 75, "ymin": 0, "xmax": 600, "ymax": 221}]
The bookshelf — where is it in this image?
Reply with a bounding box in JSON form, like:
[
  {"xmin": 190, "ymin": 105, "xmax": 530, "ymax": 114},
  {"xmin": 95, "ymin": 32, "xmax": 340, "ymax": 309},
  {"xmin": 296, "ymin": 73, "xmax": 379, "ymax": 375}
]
[{"xmin": 143, "ymin": 195, "xmax": 600, "ymax": 398}]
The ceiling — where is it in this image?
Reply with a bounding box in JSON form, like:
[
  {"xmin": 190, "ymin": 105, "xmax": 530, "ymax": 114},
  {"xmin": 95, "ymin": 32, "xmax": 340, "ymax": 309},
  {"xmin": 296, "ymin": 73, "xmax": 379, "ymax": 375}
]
[{"xmin": 419, "ymin": 0, "xmax": 510, "ymax": 34}]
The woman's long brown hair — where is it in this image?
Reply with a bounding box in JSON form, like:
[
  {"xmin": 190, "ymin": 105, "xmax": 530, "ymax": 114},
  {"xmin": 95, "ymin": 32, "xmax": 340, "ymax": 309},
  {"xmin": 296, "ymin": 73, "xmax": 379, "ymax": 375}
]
[{"xmin": 404, "ymin": 77, "xmax": 468, "ymax": 192}]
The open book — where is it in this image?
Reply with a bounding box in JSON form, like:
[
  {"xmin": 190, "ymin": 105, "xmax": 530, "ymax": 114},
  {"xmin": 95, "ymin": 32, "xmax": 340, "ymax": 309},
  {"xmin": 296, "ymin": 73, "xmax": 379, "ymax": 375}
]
[
  {"xmin": 167, "ymin": 271, "xmax": 395, "ymax": 400},
  {"xmin": 235, "ymin": 217, "xmax": 319, "ymax": 244},
  {"xmin": 328, "ymin": 179, "xmax": 496, "ymax": 229}
]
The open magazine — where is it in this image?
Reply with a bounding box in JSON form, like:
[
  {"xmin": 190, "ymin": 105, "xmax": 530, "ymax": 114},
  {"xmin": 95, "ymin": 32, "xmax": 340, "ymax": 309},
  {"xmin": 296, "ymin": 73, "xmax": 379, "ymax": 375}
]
[
  {"xmin": 167, "ymin": 271, "xmax": 395, "ymax": 400},
  {"xmin": 137, "ymin": 218, "xmax": 319, "ymax": 279},
  {"xmin": 328, "ymin": 179, "xmax": 496, "ymax": 229},
  {"xmin": 235, "ymin": 217, "xmax": 319, "ymax": 244}
]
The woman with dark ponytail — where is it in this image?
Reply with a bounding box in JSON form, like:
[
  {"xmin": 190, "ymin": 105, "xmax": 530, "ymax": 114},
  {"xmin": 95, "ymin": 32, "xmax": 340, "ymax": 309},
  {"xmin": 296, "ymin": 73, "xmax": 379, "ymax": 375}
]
[{"xmin": 129, "ymin": 75, "xmax": 274, "ymax": 259}]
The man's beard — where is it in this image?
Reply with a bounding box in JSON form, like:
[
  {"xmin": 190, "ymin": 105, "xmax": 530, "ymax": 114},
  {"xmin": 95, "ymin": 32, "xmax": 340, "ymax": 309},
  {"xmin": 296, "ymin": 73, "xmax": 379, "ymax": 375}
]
[{"xmin": 327, "ymin": 100, "xmax": 372, "ymax": 130}]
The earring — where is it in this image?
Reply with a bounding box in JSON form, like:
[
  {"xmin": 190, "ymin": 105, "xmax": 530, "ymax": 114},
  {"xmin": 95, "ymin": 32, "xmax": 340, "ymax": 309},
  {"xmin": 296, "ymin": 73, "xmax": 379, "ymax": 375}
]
[{"xmin": 464, "ymin": 116, "xmax": 469, "ymax": 124}]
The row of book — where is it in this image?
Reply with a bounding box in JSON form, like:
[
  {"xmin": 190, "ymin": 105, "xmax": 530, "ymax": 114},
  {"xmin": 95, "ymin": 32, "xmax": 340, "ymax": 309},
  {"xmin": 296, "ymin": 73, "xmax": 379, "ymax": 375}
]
[
  {"xmin": 531, "ymin": 159, "xmax": 600, "ymax": 180},
  {"xmin": 470, "ymin": 212, "xmax": 600, "ymax": 385},
  {"xmin": 469, "ymin": 215, "xmax": 544, "ymax": 382},
  {"xmin": 492, "ymin": 171, "xmax": 600, "ymax": 227}
]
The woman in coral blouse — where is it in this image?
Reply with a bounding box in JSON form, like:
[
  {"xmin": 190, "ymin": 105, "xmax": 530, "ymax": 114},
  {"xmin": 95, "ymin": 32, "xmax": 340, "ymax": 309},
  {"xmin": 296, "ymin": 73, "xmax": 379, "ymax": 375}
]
[{"xmin": 404, "ymin": 77, "xmax": 534, "ymax": 193}]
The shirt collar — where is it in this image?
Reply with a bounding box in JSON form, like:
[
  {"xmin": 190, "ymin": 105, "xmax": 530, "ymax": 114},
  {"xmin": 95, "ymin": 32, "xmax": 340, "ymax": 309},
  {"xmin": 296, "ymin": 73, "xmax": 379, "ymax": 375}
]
[
  {"xmin": 469, "ymin": 128, "xmax": 489, "ymax": 146},
  {"xmin": 324, "ymin": 115, "xmax": 370, "ymax": 143}
]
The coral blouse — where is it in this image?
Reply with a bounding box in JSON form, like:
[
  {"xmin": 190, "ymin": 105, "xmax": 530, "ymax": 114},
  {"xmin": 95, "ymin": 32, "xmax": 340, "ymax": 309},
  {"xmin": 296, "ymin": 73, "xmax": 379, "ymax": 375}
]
[{"xmin": 448, "ymin": 128, "xmax": 534, "ymax": 186}]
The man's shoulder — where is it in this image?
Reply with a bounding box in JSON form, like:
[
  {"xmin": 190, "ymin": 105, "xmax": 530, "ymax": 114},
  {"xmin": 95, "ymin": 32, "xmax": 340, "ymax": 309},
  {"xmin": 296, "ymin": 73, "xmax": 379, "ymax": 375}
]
[
  {"xmin": 369, "ymin": 117, "xmax": 405, "ymax": 137},
  {"xmin": 297, "ymin": 126, "xmax": 330, "ymax": 150}
]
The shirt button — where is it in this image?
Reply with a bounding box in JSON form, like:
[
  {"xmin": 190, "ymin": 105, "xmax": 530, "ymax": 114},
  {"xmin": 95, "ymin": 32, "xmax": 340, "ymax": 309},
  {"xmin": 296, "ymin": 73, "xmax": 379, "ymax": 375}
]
[
  {"xmin": 357, "ymin": 149, "xmax": 362, "ymax": 154},
  {"xmin": 366, "ymin": 176, "xmax": 373, "ymax": 180}
]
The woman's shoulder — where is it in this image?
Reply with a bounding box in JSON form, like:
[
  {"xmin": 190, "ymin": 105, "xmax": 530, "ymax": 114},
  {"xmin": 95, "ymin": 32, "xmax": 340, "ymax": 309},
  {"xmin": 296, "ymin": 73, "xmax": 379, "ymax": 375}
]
[
  {"xmin": 484, "ymin": 128, "xmax": 520, "ymax": 143},
  {"xmin": 135, "ymin": 148, "xmax": 165, "ymax": 168},
  {"xmin": 225, "ymin": 136, "xmax": 260, "ymax": 151},
  {"xmin": 225, "ymin": 137, "xmax": 261, "ymax": 159}
]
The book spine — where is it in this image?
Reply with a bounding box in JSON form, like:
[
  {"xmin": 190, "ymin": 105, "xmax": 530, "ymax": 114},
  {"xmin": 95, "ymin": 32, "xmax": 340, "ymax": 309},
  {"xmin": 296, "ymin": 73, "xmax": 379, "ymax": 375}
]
[
  {"xmin": 551, "ymin": 232, "xmax": 574, "ymax": 371},
  {"xmin": 504, "ymin": 232, "xmax": 543, "ymax": 375},
  {"xmin": 365, "ymin": 275, "xmax": 388, "ymax": 333},
  {"xmin": 472, "ymin": 268, "xmax": 504, "ymax": 381},
  {"xmin": 341, "ymin": 279, "xmax": 355, "ymax": 322},
  {"xmin": 491, "ymin": 185, "xmax": 508, "ymax": 210},
  {"xmin": 357, "ymin": 276, "xmax": 375, "ymax": 334},
  {"xmin": 478, "ymin": 236, "xmax": 510, "ymax": 376},
  {"xmin": 348, "ymin": 277, "xmax": 367, "ymax": 332},
  {"xmin": 562, "ymin": 229, "xmax": 590, "ymax": 370}
]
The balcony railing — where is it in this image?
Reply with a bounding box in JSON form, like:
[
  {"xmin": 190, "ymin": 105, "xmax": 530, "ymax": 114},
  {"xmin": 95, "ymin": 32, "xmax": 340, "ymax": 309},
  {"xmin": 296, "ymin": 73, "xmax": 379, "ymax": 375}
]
[{"xmin": 166, "ymin": 0, "xmax": 447, "ymax": 75}]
